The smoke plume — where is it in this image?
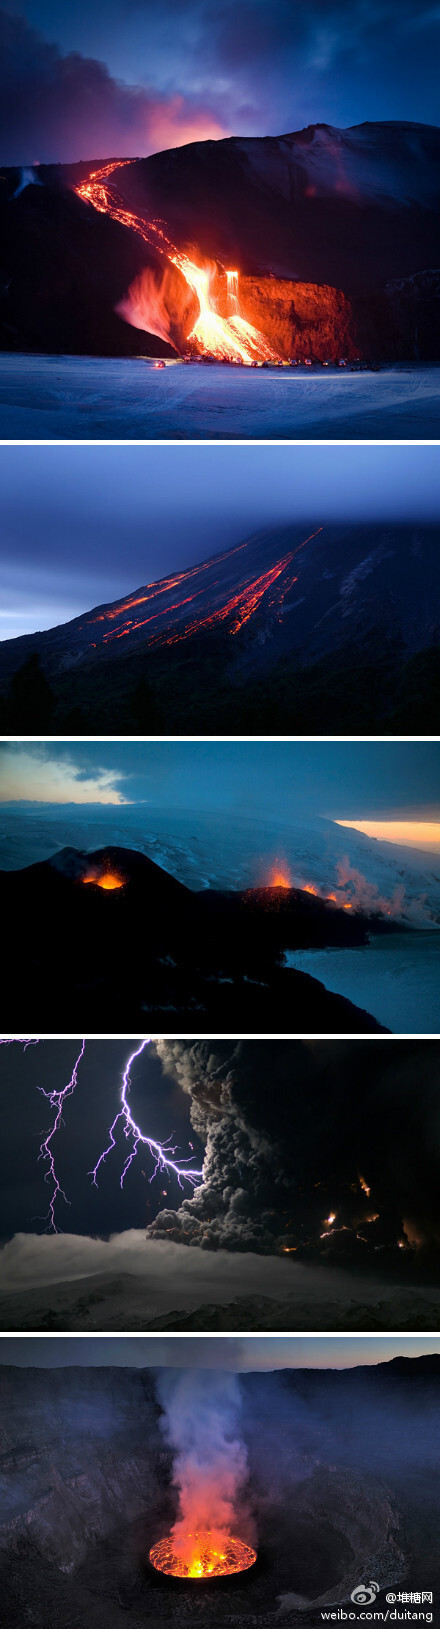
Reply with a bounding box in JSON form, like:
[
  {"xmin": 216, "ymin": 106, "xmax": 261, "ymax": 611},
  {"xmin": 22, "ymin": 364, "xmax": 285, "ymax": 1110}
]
[
  {"xmin": 156, "ymin": 1367, "xmax": 250, "ymax": 1553},
  {"xmin": 116, "ymin": 264, "xmax": 196, "ymax": 351},
  {"xmin": 332, "ymin": 858, "xmax": 430, "ymax": 924}
]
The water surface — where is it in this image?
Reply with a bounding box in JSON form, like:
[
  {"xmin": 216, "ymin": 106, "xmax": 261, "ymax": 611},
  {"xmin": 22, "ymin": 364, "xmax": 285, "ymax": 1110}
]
[{"xmin": 286, "ymin": 931, "xmax": 440, "ymax": 1032}]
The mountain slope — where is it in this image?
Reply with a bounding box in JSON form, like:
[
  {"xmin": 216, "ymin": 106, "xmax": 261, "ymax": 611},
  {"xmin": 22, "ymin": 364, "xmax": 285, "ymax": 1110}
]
[
  {"xmin": 1, "ymin": 122, "xmax": 440, "ymax": 358},
  {"xmin": 0, "ymin": 523, "xmax": 439, "ymax": 692},
  {"xmin": 58, "ymin": 122, "xmax": 440, "ymax": 294}
]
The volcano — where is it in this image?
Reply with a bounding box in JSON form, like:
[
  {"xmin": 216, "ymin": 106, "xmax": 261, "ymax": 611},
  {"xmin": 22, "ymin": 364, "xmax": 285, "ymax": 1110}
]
[
  {"xmin": 1, "ymin": 522, "xmax": 439, "ymax": 735},
  {"xmin": 1, "ymin": 121, "xmax": 440, "ymax": 360},
  {"xmin": 0, "ymin": 1358, "xmax": 438, "ymax": 1626},
  {"xmin": 0, "ymin": 844, "xmax": 390, "ymax": 1031}
]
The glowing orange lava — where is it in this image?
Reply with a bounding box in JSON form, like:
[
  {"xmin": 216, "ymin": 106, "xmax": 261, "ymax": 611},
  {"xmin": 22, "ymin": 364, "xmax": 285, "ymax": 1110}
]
[
  {"xmin": 75, "ymin": 162, "xmax": 277, "ymax": 363},
  {"xmin": 82, "ymin": 870, "xmax": 125, "ymax": 890},
  {"xmin": 268, "ymin": 863, "xmax": 291, "ymax": 888},
  {"xmin": 79, "ymin": 528, "xmax": 323, "ymax": 655},
  {"xmin": 149, "ymin": 1530, "xmax": 257, "ymax": 1579},
  {"xmin": 170, "ymin": 250, "xmax": 277, "ymax": 362}
]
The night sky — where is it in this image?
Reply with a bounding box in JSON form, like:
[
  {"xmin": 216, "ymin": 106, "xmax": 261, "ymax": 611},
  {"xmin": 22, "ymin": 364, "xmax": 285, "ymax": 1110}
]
[
  {"xmin": 2, "ymin": 444, "xmax": 439, "ymax": 643},
  {"xmin": 1, "ymin": 740, "xmax": 440, "ymax": 836},
  {"xmin": 0, "ymin": 1039, "xmax": 203, "ymax": 1242},
  {"xmin": 1, "ymin": 1, "xmax": 439, "ymax": 164}
]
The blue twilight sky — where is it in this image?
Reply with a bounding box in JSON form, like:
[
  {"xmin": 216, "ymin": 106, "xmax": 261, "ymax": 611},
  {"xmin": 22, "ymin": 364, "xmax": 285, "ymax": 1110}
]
[
  {"xmin": 1, "ymin": 444, "xmax": 440, "ymax": 641},
  {"xmin": 1, "ymin": 1, "xmax": 440, "ymax": 165},
  {"xmin": 0, "ymin": 1335, "xmax": 438, "ymax": 1368},
  {"xmin": 0, "ymin": 741, "xmax": 439, "ymax": 826}
]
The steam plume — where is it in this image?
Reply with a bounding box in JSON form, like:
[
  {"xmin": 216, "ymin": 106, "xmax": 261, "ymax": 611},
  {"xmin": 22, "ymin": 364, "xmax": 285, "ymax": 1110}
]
[{"xmin": 156, "ymin": 1367, "xmax": 249, "ymax": 1553}]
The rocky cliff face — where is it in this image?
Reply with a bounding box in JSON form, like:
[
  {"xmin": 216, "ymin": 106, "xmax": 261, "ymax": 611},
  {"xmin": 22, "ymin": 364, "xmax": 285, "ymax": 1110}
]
[{"xmin": 0, "ymin": 1366, "xmax": 169, "ymax": 1572}]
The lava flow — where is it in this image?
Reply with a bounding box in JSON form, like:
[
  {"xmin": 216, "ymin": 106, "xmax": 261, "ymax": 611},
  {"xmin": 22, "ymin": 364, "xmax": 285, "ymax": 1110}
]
[
  {"xmin": 149, "ymin": 1530, "xmax": 257, "ymax": 1579},
  {"xmin": 75, "ymin": 162, "xmax": 277, "ymax": 362}
]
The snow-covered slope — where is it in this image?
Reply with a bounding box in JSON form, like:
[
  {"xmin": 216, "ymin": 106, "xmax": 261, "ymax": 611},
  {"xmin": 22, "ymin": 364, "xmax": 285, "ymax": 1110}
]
[{"xmin": 0, "ymin": 805, "xmax": 439, "ymax": 926}]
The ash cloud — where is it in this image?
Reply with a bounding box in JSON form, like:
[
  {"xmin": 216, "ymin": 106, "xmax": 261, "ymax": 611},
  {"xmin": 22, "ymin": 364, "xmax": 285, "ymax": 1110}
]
[
  {"xmin": 0, "ymin": 8, "xmax": 226, "ymax": 166},
  {"xmin": 150, "ymin": 1040, "xmax": 440, "ymax": 1256}
]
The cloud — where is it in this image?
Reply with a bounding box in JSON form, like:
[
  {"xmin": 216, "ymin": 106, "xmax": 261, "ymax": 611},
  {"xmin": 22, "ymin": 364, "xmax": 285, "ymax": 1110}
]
[
  {"xmin": 0, "ymin": 8, "xmax": 227, "ymax": 165},
  {"xmin": 2, "ymin": 1, "xmax": 440, "ymax": 168},
  {"xmin": 0, "ymin": 743, "xmax": 129, "ymax": 803},
  {"xmin": 1, "ymin": 1228, "xmax": 438, "ymax": 1334},
  {"xmin": 0, "ymin": 1226, "xmax": 344, "ymax": 1301}
]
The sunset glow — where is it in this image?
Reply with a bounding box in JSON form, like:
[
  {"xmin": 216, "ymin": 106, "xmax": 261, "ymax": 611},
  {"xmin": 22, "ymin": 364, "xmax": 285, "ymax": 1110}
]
[{"xmin": 335, "ymin": 820, "xmax": 440, "ymax": 852}]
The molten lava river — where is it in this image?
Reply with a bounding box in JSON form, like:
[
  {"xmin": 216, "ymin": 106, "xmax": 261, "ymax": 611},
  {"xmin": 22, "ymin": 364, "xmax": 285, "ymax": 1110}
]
[
  {"xmin": 75, "ymin": 162, "xmax": 277, "ymax": 363},
  {"xmin": 149, "ymin": 1530, "xmax": 257, "ymax": 1579}
]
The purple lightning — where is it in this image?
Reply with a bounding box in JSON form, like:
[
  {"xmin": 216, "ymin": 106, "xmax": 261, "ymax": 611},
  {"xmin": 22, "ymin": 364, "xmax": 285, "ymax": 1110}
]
[
  {"xmin": 0, "ymin": 1039, "xmax": 38, "ymax": 1047},
  {"xmin": 89, "ymin": 1038, "xmax": 203, "ymax": 1192},
  {"xmin": 36, "ymin": 1040, "xmax": 86, "ymax": 1231}
]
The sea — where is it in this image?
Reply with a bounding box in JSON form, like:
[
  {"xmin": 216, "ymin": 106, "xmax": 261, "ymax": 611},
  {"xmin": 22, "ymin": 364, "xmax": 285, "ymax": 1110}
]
[{"xmin": 286, "ymin": 932, "xmax": 440, "ymax": 1033}]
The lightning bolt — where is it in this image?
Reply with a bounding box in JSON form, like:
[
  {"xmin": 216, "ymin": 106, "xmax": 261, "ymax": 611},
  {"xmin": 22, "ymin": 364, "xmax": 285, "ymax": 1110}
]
[
  {"xmin": 0, "ymin": 1037, "xmax": 203, "ymax": 1228},
  {"xmin": 36, "ymin": 1039, "xmax": 86, "ymax": 1231},
  {"xmin": 89, "ymin": 1039, "xmax": 203, "ymax": 1192}
]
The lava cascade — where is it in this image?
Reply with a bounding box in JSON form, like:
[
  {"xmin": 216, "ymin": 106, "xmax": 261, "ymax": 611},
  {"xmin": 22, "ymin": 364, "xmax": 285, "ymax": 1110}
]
[{"xmin": 75, "ymin": 163, "xmax": 277, "ymax": 362}]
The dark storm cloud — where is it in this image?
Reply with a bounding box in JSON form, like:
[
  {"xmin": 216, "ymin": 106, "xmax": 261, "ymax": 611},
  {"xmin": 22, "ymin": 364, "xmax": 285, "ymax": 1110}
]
[
  {"xmin": 0, "ymin": 7, "xmax": 225, "ymax": 165},
  {"xmin": 149, "ymin": 1040, "xmax": 440, "ymax": 1256},
  {"xmin": 1, "ymin": 1, "xmax": 440, "ymax": 164}
]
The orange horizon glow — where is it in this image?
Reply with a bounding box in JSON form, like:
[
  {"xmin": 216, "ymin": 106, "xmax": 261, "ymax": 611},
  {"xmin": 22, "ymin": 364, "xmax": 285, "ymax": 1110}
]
[{"xmin": 335, "ymin": 819, "xmax": 440, "ymax": 852}]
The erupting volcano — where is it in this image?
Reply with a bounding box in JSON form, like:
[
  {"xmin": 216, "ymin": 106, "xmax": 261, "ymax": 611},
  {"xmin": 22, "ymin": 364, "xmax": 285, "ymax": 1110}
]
[
  {"xmin": 82, "ymin": 867, "xmax": 125, "ymax": 889},
  {"xmin": 75, "ymin": 162, "xmax": 278, "ymax": 362},
  {"xmin": 149, "ymin": 1530, "xmax": 257, "ymax": 1579}
]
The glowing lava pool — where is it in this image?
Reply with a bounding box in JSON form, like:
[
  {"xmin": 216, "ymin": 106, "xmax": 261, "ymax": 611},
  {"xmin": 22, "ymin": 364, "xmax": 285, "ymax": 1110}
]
[{"xmin": 149, "ymin": 1530, "xmax": 257, "ymax": 1579}]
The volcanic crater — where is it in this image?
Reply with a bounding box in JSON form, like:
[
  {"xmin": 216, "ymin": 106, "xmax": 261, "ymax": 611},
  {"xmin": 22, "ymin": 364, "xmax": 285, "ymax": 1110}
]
[{"xmin": 2, "ymin": 1358, "xmax": 432, "ymax": 1629}]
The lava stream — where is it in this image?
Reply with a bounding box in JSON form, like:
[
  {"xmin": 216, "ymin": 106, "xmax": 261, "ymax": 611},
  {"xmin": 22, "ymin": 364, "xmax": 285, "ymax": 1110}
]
[{"xmin": 75, "ymin": 162, "xmax": 277, "ymax": 362}]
